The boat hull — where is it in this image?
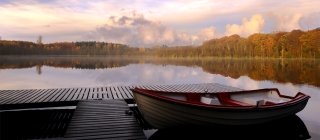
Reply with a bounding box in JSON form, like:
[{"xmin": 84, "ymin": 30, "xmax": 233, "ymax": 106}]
[{"xmin": 133, "ymin": 92, "xmax": 309, "ymax": 129}]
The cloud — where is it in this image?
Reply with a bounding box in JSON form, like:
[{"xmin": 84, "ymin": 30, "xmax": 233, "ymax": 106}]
[
  {"xmin": 225, "ymin": 14, "xmax": 265, "ymax": 37},
  {"xmin": 198, "ymin": 26, "xmax": 216, "ymax": 40},
  {"xmin": 271, "ymin": 14, "xmax": 303, "ymax": 31},
  {"xmin": 86, "ymin": 12, "xmax": 216, "ymax": 47},
  {"xmin": 1, "ymin": 0, "xmax": 319, "ymax": 43},
  {"xmin": 300, "ymin": 12, "xmax": 320, "ymax": 30},
  {"xmin": 0, "ymin": 0, "xmax": 115, "ymax": 42},
  {"xmin": 269, "ymin": 12, "xmax": 320, "ymax": 32}
]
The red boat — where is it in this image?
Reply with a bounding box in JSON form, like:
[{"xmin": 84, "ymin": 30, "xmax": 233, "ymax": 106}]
[{"xmin": 131, "ymin": 88, "xmax": 310, "ymax": 129}]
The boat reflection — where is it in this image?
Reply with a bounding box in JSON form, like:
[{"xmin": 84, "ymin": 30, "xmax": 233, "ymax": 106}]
[{"xmin": 148, "ymin": 115, "xmax": 310, "ymax": 140}]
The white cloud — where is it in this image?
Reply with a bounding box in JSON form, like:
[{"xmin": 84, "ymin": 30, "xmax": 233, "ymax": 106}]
[
  {"xmin": 147, "ymin": 0, "xmax": 259, "ymax": 25},
  {"xmin": 0, "ymin": 0, "xmax": 115, "ymax": 42},
  {"xmin": 276, "ymin": 14, "xmax": 302, "ymax": 31},
  {"xmin": 225, "ymin": 14, "xmax": 265, "ymax": 37},
  {"xmin": 86, "ymin": 12, "xmax": 216, "ymax": 47},
  {"xmin": 1, "ymin": 0, "xmax": 320, "ymax": 43}
]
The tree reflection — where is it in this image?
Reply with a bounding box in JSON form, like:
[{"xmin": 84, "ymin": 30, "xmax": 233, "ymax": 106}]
[
  {"xmin": 0, "ymin": 56, "xmax": 319, "ymax": 87},
  {"xmin": 36, "ymin": 65, "xmax": 42, "ymax": 75}
]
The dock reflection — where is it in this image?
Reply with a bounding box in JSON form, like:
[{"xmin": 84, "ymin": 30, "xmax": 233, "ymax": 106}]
[{"xmin": 149, "ymin": 115, "xmax": 310, "ymax": 140}]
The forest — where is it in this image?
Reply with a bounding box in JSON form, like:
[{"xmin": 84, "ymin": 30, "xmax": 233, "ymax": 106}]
[{"xmin": 0, "ymin": 28, "xmax": 319, "ymax": 58}]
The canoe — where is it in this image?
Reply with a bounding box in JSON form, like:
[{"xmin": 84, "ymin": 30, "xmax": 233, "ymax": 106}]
[{"xmin": 131, "ymin": 88, "xmax": 310, "ymax": 129}]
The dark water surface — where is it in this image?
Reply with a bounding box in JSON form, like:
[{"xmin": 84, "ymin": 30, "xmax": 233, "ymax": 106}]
[{"xmin": 0, "ymin": 56, "xmax": 319, "ymax": 139}]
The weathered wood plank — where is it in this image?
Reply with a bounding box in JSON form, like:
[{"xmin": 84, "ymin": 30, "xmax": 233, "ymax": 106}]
[
  {"xmin": 17, "ymin": 89, "xmax": 43, "ymax": 103},
  {"xmin": 154, "ymin": 85, "xmax": 167, "ymax": 91},
  {"xmin": 114, "ymin": 86, "xmax": 124, "ymax": 99},
  {"xmin": 149, "ymin": 85, "xmax": 162, "ymax": 91},
  {"xmin": 17, "ymin": 89, "xmax": 44, "ymax": 103},
  {"xmin": 3, "ymin": 89, "xmax": 33, "ymax": 104},
  {"xmin": 117, "ymin": 86, "xmax": 128, "ymax": 99},
  {"xmin": 23, "ymin": 89, "xmax": 48, "ymax": 103},
  {"xmin": 70, "ymin": 88, "xmax": 81, "ymax": 101},
  {"xmin": 0, "ymin": 83, "xmax": 242, "ymax": 106},
  {"xmin": 0, "ymin": 90, "xmax": 24, "ymax": 104},
  {"xmin": 0, "ymin": 90, "xmax": 19, "ymax": 103},
  {"xmin": 36, "ymin": 89, "xmax": 59, "ymax": 102},
  {"xmin": 110, "ymin": 87, "xmax": 119, "ymax": 99},
  {"xmin": 121, "ymin": 86, "xmax": 131, "ymax": 99},
  {"xmin": 104, "ymin": 87, "xmax": 112, "ymax": 99},
  {"xmin": 64, "ymin": 100, "xmax": 146, "ymax": 140},
  {"xmin": 38, "ymin": 88, "xmax": 62, "ymax": 103},
  {"xmin": 76, "ymin": 88, "xmax": 86, "ymax": 100},
  {"xmin": 43, "ymin": 88, "xmax": 66, "ymax": 102},
  {"xmin": 82, "ymin": 88, "xmax": 89, "ymax": 100},
  {"xmin": 88, "ymin": 88, "xmax": 94, "ymax": 100},
  {"xmin": 175, "ymin": 84, "xmax": 188, "ymax": 92},
  {"xmin": 5, "ymin": 89, "xmax": 34, "ymax": 104},
  {"xmin": 126, "ymin": 86, "xmax": 136, "ymax": 98},
  {"xmin": 65, "ymin": 88, "xmax": 77, "ymax": 101},
  {"xmin": 55, "ymin": 88, "xmax": 71, "ymax": 101}
]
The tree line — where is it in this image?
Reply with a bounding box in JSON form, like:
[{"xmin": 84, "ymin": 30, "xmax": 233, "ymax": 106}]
[
  {"xmin": 0, "ymin": 28, "xmax": 319, "ymax": 58},
  {"xmin": 154, "ymin": 28, "xmax": 320, "ymax": 58},
  {"xmin": 0, "ymin": 41, "xmax": 134, "ymax": 55}
]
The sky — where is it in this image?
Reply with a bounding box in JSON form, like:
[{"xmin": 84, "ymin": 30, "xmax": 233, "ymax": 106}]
[{"xmin": 0, "ymin": 0, "xmax": 319, "ymax": 47}]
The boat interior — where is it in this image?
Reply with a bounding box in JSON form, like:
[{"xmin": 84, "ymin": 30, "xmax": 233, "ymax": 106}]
[{"xmin": 158, "ymin": 89, "xmax": 294, "ymax": 106}]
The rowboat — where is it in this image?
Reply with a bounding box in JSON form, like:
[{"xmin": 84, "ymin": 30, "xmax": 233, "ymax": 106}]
[{"xmin": 131, "ymin": 88, "xmax": 310, "ymax": 129}]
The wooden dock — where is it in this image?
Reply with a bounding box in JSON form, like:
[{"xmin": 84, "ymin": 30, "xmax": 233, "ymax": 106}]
[
  {"xmin": 0, "ymin": 83, "xmax": 242, "ymax": 109},
  {"xmin": 64, "ymin": 100, "xmax": 146, "ymax": 140},
  {"xmin": 0, "ymin": 83, "xmax": 244, "ymax": 140}
]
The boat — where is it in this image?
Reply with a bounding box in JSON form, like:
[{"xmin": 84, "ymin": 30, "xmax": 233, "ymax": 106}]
[{"xmin": 131, "ymin": 88, "xmax": 310, "ymax": 129}]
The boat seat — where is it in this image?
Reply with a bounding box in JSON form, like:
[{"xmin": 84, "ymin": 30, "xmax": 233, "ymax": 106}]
[
  {"xmin": 217, "ymin": 93, "xmax": 252, "ymax": 106},
  {"xmin": 186, "ymin": 93, "xmax": 201, "ymax": 103}
]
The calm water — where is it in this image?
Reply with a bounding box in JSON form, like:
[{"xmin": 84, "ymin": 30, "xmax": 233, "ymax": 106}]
[{"xmin": 0, "ymin": 56, "xmax": 319, "ymax": 139}]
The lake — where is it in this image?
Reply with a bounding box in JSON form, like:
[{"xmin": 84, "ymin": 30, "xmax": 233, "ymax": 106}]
[{"xmin": 0, "ymin": 55, "xmax": 319, "ymax": 139}]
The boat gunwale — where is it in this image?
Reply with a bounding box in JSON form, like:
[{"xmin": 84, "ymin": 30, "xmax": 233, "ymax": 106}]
[{"xmin": 131, "ymin": 88, "xmax": 310, "ymax": 110}]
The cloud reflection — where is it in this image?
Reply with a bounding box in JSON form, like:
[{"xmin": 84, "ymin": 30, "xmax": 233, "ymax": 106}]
[{"xmin": 0, "ymin": 63, "xmax": 320, "ymax": 137}]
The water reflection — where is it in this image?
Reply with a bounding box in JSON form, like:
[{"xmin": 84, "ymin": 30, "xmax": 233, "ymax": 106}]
[
  {"xmin": 36, "ymin": 65, "xmax": 42, "ymax": 75},
  {"xmin": 148, "ymin": 115, "xmax": 310, "ymax": 140},
  {"xmin": 0, "ymin": 56, "xmax": 319, "ymax": 138},
  {"xmin": 0, "ymin": 56, "xmax": 319, "ymax": 87}
]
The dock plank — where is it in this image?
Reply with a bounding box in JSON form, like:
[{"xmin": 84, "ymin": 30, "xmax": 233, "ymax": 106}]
[
  {"xmin": 114, "ymin": 86, "xmax": 124, "ymax": 99},
  {"xmin": 70, "ymin": 88, "xmax": 81, "ymax": 101},
  {"xmin": 43, "ymin": 88, "xmax": 66, "ymax": 102},
  {"xmin": 5, "ymin": 89, "xmax": 35, "ymax": 104},
  {"xmin": 105, "ymin": 87, "xmax": 112, "ymax": 99},
  {"xmin": 0, "ymin": 90, "xmax": 19, "ymax": 103},
  {"xmin": 77, "ymin": 88, "xmax": 86, "ymax": 100},
  {"xmin": 88, "ymin": 88, "xmax": 94, "ymax": 100},
  {"xmin": 110, "ymin": 87, "xmax": 119, "ymax": 99},
  {"xmin": 0, "ymin": 83, "xmax": 242, "ymax": 107},
  {"xmin": 64, "ymin": 100, "xmax": 146, "ymax": 140},
  {"xmin": 52, "ymin": 88, "xmax": 69, "ymax": 102},
  {"xmin": 36, "ymin": 89, "xmax": 59, "ymax": 103},
  {"xmin": 0, "ymin": 90, "xmax": 25, "ymax": 104},
  {"xmin": 117, "ymin": 86, "xmax": 128, "ymax": 99},
  {"xmin": 64, "ymin": 88, "xmax": 77, "ymax": 101},
  {"xmin": 18, "ymin": 89, "xmax": 44, "ymax": 103},
  {"xmin": 120, "ymin": 86, "xmax": 132, "ymax": 99},
  {"xmin": 3, "ymin": 89, "xmax": 33, "ymax": 104},
  {"xmin": 56, "ymin": 88, "xmax": 71, "ymax": 101}
]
